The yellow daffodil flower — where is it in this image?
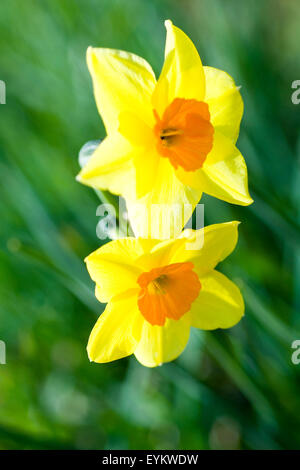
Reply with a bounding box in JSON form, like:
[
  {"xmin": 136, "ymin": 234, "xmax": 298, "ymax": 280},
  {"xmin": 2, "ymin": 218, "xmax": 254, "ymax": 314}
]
[
  {"xmin": 77, "ymin": 20, "xmax": 253, "ymax": 237},
  {"xmin": 85, "ymin": 221, "xmax": 244, "ymax": 367}
]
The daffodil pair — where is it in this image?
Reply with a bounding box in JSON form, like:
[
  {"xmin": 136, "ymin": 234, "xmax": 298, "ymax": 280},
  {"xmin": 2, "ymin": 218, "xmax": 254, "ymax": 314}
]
[{"xmin": 78, "ymin": 20, "xmax": 252, "ymax": 367}]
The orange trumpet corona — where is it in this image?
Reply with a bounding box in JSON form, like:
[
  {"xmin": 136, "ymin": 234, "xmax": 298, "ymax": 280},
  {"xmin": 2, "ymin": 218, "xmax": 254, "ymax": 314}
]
[
  {"xmin": 137, "ymin": 261, "xmax": 201, "ymax": 326},
  {"xmin": 154, "ymin": 98, "xmax": 214, "ymax": 171}
]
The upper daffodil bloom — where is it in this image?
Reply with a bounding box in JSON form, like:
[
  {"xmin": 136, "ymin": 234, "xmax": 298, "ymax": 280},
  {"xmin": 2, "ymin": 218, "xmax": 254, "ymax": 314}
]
[
  {"xmin": 85, "ymin": 221, "xmax": 244, "ymax": 367},
  {"xmin": 77, "ymin": 20, "xmax": 253, "ymax": 237}
]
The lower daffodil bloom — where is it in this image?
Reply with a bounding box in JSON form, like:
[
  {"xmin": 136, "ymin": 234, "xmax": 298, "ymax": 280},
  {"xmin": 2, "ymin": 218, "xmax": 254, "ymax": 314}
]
[
  {"xmin": 77, "ymin": 20, "xmax": 253, "ymax": 237},
  {"xmin": 85, "ymin": 221, "xmax": 244, "ymax": 367}
]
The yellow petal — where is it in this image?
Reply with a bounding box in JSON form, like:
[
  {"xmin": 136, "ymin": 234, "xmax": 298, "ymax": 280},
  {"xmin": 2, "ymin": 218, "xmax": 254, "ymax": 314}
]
[
  {"xmin": 85, "ymin": 238, "xmax": 157, "ymax": 303},
  {"xmin": 118, "ymin": 111, "xmax": 154, "ymax": 148},
  {"xmin": 202, "ymin": 149, "xmax": 253, "ymax": 206},
  {"xmin": 118, "ymin": 111, "xmax": 160, "ymax": 198},
  {"xmin": 176, "ymin": 131, "xmax": 253, "ymax": 206},
  {"xmin": 87, "ymin": 291, "xmax": 143, "ymax": 363},
  {"xmin": 152, "ymin": 20, "xmax": 205, "ymax": 115},
  {"xmin": 76, "ymin": 133, "xmax": 136, "ymax": 200},
  {"xmin": 136, "ymin": 237, "xmax": 184, "ymax": 272},
  {"xmin": 204, "ymin": 66, "xmax": 243, "ymax": 143},
  {"xmin": 126, "ymin": 158, "xmax": 202, "ymax": 238},
  {"xmin": 170, "ymin": 221, "xmax": 240, "ymax": 277},
  {"xmin": 190, "ymin": 270, "xmax": 244, "ymax": 330},
  {"xmin": 133, "ymin": 148, "xmax": 160, "ymax": 198},
  {"xmin": 134, "ymin": 313, "xmax": 191, "ymax": 367},
  {"xmin": 87, "ymin": 47, "xmax": 156, "ymax": 133}
]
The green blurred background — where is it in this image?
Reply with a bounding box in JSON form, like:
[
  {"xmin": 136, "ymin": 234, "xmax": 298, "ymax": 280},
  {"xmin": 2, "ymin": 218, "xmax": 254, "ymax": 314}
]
[{"xmin": 0, "ymin": 0, "xmax": 300, "ymax": 450}]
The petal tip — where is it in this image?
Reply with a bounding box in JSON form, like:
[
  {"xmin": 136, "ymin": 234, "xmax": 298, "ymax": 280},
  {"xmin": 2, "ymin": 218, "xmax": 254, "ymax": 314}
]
[
  {"xmin": 76, "ymin": 168, "xmax": 92, "ymax": 186},
  {"xmin": 86, "ymin": 345, "xmax": 94, "ymax": 362},
  {"xmin": 86, "ymin": 45, "xmax": 94, "ymax": 61},
  {"xmin": 242, "ymin": 196, "xmax": 254, "ymax": 206},
  {"xmin": 75, "ymin": 170, "xmax": 89, "ymax": 185},
  {"xmin": 164, "ymin": 19, "xmax": 173, "ymax": 29},
  {"xmin": 75, "ymin": 172, "xmax": 82, "ymax": 182},
  {"xmin": 86, "ymin": 46, "xmax": 97, "ymax": 71}
]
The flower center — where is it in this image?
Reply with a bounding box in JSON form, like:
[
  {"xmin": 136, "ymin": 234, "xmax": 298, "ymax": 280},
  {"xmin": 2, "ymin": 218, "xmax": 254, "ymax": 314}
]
[
  {"xmin": 137, "ymin": 262, "xmax": 201, "ymax": 326},
  {"xmin": 153, "ymin": 98, "xmax": 214, "ymax": 171}
]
